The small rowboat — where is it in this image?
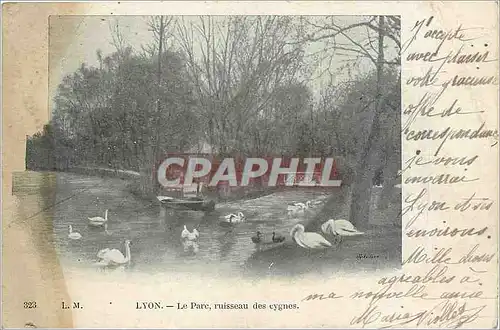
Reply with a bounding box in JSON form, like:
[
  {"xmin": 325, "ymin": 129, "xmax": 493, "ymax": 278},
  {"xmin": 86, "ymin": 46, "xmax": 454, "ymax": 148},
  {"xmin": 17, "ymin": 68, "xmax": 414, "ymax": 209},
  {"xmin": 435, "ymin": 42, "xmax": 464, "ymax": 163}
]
[{"xmin": 157, "ymin": 196, "xmax": 216, "ymax": 212}]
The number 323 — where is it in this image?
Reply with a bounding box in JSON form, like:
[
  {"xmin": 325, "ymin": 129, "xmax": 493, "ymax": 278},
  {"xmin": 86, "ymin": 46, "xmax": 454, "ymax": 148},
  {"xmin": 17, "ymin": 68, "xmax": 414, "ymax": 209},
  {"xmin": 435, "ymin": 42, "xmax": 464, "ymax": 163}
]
[{"xmin": 23, "ymin": 301, "xmax": 37, "ymax": 309}]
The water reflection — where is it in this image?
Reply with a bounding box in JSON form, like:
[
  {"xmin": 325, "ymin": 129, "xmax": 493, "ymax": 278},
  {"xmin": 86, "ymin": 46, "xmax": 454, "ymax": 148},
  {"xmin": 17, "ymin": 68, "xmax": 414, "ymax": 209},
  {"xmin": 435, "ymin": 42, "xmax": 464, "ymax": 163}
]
[{"xmin": 217, "ymin": 229, "xmax": 237, "ymax": 261}]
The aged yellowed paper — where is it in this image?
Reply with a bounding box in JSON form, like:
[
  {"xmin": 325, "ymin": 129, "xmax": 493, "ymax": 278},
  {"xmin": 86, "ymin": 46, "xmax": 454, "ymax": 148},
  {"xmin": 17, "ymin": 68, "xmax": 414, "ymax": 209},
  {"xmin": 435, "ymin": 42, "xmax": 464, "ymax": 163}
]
[{"xmin": 2, "ymin": 1, "xmax": 498, "ymax": 328}]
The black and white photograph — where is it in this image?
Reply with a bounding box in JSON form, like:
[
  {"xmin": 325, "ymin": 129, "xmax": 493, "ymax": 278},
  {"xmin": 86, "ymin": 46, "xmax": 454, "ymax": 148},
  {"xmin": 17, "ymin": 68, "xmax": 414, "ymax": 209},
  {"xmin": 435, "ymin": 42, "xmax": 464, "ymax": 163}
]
[{"xmin": 21, "ymin": 15, "xmax": 402, "ymax": 278}]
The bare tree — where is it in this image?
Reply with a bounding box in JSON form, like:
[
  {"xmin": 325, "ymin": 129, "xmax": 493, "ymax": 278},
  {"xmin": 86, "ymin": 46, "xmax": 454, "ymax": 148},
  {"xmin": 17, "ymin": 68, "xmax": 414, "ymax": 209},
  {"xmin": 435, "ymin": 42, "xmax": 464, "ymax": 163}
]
[
  {"xmin": 147, "ymin": 16, "xmax": 175, "ymax": 158},
  {"xmin": 173, "ymin": 16, "xmax": 306, "ymax": 155},
  {"xmin": 109, "ymin": 19, "xmax": 129, "ymax": 60}
]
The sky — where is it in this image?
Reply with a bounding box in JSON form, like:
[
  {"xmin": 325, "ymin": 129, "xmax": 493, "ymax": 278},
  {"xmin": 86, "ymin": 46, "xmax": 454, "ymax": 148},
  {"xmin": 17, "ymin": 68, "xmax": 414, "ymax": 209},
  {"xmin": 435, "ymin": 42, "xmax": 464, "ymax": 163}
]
[{"xmin": 49, "ymin": 15, "xmax": 398, "ymax": 106}]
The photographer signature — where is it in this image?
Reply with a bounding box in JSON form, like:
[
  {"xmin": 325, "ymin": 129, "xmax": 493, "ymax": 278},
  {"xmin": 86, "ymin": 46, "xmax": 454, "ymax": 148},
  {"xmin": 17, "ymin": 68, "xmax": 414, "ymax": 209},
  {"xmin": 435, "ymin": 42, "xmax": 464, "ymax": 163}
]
[{"xmin": 351, "ymin": 299, "xmax": 486, "ymax": 328}]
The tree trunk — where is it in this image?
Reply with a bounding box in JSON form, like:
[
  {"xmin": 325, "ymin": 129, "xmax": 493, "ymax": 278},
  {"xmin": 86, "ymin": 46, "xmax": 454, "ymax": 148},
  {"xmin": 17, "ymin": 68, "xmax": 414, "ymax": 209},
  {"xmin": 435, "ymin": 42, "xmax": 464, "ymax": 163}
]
[
  {"xmin": 378, "ymin": 151, "xmax": 399, "ymax": 209},
  {"xmin": 348, "ymin": 16, "xmax": 385, "ymax": 228},
  {"xmin": 140, "ymin": 17, "xmax": 166, "ymax": 198}
]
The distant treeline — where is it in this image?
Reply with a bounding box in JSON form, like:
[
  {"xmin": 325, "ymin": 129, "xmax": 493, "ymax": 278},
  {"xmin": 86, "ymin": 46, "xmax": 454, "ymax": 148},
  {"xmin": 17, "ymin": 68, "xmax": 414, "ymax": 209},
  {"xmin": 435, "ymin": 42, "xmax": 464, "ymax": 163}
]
[{"xmin": 26, "ymin": 57, "xmax": 399, "ymax": 177}]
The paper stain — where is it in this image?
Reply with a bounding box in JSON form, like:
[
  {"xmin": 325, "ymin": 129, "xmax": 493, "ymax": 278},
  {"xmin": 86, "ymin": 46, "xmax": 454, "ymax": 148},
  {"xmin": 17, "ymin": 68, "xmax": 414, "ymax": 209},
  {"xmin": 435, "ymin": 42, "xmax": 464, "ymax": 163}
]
[{"xmin": 2, "ymin": 3, "xmax": 87, "ymax": 327}]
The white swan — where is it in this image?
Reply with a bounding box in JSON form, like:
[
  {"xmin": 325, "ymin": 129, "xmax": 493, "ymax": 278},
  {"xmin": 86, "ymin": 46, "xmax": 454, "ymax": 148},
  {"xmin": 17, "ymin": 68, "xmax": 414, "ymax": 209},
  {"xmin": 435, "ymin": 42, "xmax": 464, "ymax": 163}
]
[
  {"xmin": 394, "ymin": 183, "xmax": 402, "ymax": 188},
  {"xmin": 287, "ymin": 201, "xmax": 312, "ymax": 214},
  {"xmin": 321, "ymin": 219, "xmax": 365, "ymax": 236},
  {"xmin": 181, "ymin": 225, "xmax": 199, "ymax": 241},
  {"xmin": 311, "ymin": 199, "xmax": 324, "ymax": 206},
  {"xmin": 157, "ymin": 196, "xmax": 174, "ymax": 202},
  {"xmin": 181, "ymin": 225, "xmax": 200, "ymax": 253},
  {"xmin": 68, "ymin": 225, "xmax": 82, "ymax": 240},
  {"xmin": 88, "ymin": 209, "xmax": 108, "ymax": 227},
  {"xmin": 290, "ymin": 224, "xmax": 332, "ymax": 249},
  {"xmin": 297, "ymin": 201, "xmax": 312, "ymax": 209},
  {"xmin": 223, "ymin": 212, "xmax": 245, "ymax": 223},
  {"xmin": 96, "ymin": 240, "xmax": 132, "ymax": 266}
]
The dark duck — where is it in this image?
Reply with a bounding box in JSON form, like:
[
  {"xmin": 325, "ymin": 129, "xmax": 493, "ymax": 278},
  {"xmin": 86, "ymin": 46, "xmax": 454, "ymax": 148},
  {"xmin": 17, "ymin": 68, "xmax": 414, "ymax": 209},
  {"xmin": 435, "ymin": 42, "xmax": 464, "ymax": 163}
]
[
  {"xmin": 272, "ymin": 231, "xmax": 285, "ymax": 243},
  {"xmin": 251, "ymin": 231, "xmax": 262, "ymax": 243}
]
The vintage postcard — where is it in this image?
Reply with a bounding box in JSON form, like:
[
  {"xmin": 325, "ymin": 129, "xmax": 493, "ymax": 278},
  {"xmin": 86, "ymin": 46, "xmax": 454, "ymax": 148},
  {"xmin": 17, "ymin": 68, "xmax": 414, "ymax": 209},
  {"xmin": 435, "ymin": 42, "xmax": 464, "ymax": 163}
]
[{"xmin": 2, "ymin": 1, "xmax": 498, "ymax": 328}]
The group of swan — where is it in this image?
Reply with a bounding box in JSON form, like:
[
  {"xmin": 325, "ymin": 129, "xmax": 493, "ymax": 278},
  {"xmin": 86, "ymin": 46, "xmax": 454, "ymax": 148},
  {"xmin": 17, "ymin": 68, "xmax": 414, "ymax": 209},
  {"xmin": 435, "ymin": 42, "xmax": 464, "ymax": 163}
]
[
  {"xmin": 67, "ymin": 209, "xmax": 111, "ymax": 241},
  {"xmin": 72, "ymin": 207, "xmax": 203, "ymax": 266},
  {"xmin": 181, "ymin": 225, "xmax": 200, "ymax": 253},
  {"xmin": 93, "ymin": 224, "xmax": 200, "ymax": 268},
  {"xmin": 92, "ymin": 224, "xmax": 201, "ymax": 267},
  {"xmin": 66, "ymin": 208, "xmax": 132, "ymax": 270},
  {"xmin": 290, "ymin": 219, "xmax": 364, "ymax": 249}
]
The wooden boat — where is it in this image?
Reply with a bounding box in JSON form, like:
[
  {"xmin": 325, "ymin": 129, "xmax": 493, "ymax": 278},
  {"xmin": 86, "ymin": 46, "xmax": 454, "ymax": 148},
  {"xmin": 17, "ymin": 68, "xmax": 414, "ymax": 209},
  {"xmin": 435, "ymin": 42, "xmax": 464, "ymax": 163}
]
[{"xmin": 157, "ymin": 196, "xmax": 216, "ymax": 212}]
